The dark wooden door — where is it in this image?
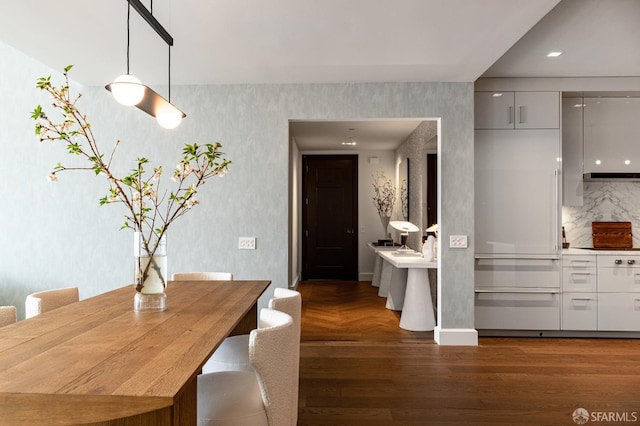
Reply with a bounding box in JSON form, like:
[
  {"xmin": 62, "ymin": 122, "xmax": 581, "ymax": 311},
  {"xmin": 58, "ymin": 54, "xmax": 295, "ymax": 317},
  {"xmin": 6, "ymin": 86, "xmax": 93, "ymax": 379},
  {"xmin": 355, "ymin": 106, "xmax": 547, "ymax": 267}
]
[{"xmin": 302, "ymin": 155, "xmax": 358, "ymax": 280}]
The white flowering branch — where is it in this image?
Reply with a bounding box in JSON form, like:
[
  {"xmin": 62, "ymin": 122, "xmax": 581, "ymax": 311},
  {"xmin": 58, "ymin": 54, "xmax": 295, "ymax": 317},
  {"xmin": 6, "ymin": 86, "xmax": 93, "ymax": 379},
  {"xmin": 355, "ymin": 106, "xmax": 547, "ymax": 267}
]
[
  {"xmin": 32, "ymin": 66, "xmax": 231, "ymax": 290},
  {"xmin": 372, "ymin": 171, "xmax": 395, "ymax": 217}
]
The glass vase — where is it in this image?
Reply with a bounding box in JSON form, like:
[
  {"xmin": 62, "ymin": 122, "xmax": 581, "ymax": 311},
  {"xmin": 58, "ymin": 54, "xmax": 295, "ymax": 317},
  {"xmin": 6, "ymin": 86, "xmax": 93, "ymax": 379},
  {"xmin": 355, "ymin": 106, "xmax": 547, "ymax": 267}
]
[{"xmin": 133, "ymin": 231, "xmax": 167, "ymax": 312}]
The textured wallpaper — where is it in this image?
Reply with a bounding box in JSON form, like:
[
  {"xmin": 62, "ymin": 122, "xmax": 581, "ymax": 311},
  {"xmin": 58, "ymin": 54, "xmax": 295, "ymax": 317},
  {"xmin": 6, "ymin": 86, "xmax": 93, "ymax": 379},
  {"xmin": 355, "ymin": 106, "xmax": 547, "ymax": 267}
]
[{"xmin": 0, "ymin": 41, "xmax": 474, "ymax": 331}]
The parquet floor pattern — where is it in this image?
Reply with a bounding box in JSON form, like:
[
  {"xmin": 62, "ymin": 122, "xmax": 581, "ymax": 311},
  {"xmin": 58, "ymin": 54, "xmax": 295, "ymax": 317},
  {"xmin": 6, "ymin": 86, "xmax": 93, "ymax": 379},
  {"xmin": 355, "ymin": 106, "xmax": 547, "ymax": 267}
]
[{"xmin": 297, "ymin": 280, "xmax": 640, "ymax": 425}]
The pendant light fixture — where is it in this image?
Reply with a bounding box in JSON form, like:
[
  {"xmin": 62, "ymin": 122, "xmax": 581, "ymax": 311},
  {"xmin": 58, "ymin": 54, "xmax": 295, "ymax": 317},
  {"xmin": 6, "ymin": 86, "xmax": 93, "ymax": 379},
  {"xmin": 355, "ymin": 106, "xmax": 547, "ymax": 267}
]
[{"xmin": 106, "ymin": 0, "xmax": 186, "ymax": 129}]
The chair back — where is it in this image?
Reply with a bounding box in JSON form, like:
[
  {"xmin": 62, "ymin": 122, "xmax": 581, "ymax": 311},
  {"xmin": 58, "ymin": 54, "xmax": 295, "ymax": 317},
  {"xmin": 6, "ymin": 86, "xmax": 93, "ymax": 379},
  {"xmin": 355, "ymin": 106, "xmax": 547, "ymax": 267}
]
[
  {"xmin": 250, "ymin": 308, "xmax": 297, "ymax": 426},
  {"xmin": 0, "ymin": 306, "xmax": 17, "ymax": 327},
  {"xmin": 171, "ymin": 272, "xmax": 233, "ymax": 281},
  {"xmin": 25, "ymin": 287, "xmax": 79, "ymax": 319},
  {"xmin": 267, "ymin": 288, "xmax": 301, "ymax": 424}
]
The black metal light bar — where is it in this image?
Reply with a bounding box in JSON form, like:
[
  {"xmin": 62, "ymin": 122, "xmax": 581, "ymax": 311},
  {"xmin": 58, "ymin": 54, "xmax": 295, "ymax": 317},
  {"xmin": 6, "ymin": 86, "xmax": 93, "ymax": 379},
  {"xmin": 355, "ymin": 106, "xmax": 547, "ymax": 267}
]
[{"xmin": 128, "ymin": 0, "xmax": 173, "ymax": 46}]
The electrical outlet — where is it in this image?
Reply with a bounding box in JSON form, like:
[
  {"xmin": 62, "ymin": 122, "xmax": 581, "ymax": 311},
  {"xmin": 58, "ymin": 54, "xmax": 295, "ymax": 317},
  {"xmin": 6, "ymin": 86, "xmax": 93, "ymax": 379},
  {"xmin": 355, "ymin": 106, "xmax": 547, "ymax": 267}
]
[
  {"xmin": 449, "ymin": 235, "xmax": 468, "ymax": 249},
  {"xmin": 239, "ymin": 237, "xmax": 256, "ymax": 250}
]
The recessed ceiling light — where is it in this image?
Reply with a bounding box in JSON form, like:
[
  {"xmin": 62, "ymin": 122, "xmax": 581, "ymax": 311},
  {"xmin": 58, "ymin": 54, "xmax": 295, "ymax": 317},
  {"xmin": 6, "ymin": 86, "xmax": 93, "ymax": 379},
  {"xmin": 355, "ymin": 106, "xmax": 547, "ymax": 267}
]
[
  {"xmin": 547, "ymin": 51, "xmax": 563, "ymax": 57},
  {"xmin": 492, "ymin": 93, "xmax": 503, "ymax": 97},
  {"xmin": 341, "ymin": 141, "xmax": 357, "ymax": 146}
]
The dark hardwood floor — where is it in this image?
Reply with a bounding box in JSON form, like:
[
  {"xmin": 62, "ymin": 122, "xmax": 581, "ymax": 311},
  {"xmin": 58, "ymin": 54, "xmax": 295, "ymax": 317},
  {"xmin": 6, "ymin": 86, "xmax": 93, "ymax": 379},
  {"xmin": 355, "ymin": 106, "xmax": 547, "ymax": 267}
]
[{"xmin": 297, "ymin": 280, "xmax": 640, "ymax": 425}]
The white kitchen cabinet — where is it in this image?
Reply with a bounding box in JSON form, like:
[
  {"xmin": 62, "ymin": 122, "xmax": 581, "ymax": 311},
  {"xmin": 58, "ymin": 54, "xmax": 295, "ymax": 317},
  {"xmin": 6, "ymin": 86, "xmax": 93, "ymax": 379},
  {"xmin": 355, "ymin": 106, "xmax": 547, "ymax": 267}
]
[
  {"xmin": 561, "ymin": 253, "xmax": 597, "ymax": 330},
  {"xmin": 562, "ymin": 293, "xmax": 598, "ymax": 330},
  {"xmin": 475, "ymin": 291, "xmax": 560, "ymax": 330},
  {"xmin": 596, "ymin": 254, "xmax": 640, "ymax": 331},
  {"xmin": 597, "ymin": 255, "xmax": 640, "ymax": 292},
  {"xmin": 475, "ymin": 91, "xmax": 560, "ymax": 129},
  {"xmin": 475, "ymin": 129, "xmax": 561, "ymax": 255},
  {"xmin": 475, "ymin": 257, "xmax": 561, "ymax": 330},
  {"xmin": 584, "ymin": 97, "xmax": 640, "ymax": 174},
  {"xmin": 562, "ymin": 253, "xmax": 597, "ymax": 293},
  {"xmin": 476, "ymin": 258, "xmax": 561, "ymax": 290},
  {"xmin": 598, "ymin": 293, "xmax": 640, "ymax": 331},
  {"xmin": 562, "ymin": 98, "xmax": 584, "ymax": 206}
]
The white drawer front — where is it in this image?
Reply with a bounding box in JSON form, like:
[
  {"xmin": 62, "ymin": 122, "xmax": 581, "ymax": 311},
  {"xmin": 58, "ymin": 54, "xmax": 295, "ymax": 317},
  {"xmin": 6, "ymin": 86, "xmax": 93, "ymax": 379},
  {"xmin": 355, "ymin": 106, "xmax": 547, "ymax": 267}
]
[
  {"xmin": 596, "ymin": 255, "xmax": 640, "ymax": 269},
  {"xmin": 562, "ymin": 268, "xmax": 597, "ymax": 292},
  {"xmin": 475, "ymin": 292, "xmax": 560, "ymax": 330},
  {"xmin": 562, "ymin": 255, "xmax": 597, "ymax": 269},
  {"xmin": 597, "ymin": 267, "xmax": 640, "ymax": 292},
  {"xmin": 598, "ymin": 293, "xmax": 640, "ymax": 331},
  {"xmin": 562, "ymin": 293, "xmax": 597, "ymax": 330},
  {"xmin": 475, "ymin": 258, "xmax": 561, "ymax": 289}
]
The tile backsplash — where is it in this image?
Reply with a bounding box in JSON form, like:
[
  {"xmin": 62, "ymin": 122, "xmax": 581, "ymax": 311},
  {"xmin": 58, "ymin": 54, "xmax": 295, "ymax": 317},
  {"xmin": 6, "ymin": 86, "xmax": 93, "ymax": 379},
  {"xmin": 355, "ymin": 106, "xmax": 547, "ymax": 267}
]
[{"xmin": 563, "ymin": 181, "xmax": 640, "ymax": 248}]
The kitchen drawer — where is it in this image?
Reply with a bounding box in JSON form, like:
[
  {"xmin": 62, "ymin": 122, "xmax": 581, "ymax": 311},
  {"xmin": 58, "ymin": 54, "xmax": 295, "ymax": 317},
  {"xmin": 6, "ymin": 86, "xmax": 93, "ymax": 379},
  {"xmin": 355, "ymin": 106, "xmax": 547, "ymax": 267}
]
[
  {"xmin": 562, "ymin": 254, "xmax": 596, "ymax": 269},
  {"xmin": 475, "ymin": 291, "xmax": 560, "ymax": 330},
  {"xmin": 475, "ymin": 258, "xmax": 561, "ymax": 289},
  {"xmin": 597, "ymin": 266, "xmax": 640, "ymax": 292},
  {"xmin": 596, "ymin": 255, "xmax": 640, "ymax": 268},
  {"xmin": 562, "ymin": 267, "xmax": 597, "ymax": 292},
  {"xmin": 562, "ymin": 293, "xmax": 597, "ymax": 330},
  {"xmin": 598, "ymin": 293, "xmax": 640, "ymax": 331}
]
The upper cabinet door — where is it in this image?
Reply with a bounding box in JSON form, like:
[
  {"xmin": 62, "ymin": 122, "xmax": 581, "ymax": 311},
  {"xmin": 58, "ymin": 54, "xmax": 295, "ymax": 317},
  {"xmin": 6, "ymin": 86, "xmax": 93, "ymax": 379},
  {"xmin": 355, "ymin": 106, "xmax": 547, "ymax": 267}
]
[
  {"xmin": 475, "ymin": 91, "xmax": 560, "ymax": 129},
  {"xmin": 515, "ymin": 92, "xmax": 560, "ymax": 129},
  {"xmin": 475, "ymin": 92, "xmax": 515, "ymax": 129},
  {"xmin": 583, "ymin": 97, "xmax": 640, "ymax": 173}
]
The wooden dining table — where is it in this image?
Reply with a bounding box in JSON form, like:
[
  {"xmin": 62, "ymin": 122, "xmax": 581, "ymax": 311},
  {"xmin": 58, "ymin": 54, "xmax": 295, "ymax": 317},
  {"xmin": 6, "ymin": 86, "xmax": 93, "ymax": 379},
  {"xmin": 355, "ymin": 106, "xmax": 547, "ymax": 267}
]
[{"xmin": 0, "ymin": 280, "xmax": 270, "ymax": 425}]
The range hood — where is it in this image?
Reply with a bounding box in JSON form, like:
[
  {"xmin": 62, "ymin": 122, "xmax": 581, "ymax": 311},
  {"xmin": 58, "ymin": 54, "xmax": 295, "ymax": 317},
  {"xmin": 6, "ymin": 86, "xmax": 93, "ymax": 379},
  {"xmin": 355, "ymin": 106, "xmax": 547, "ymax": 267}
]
[{"xmin": 584, "ymin": 172, "xmax": 640, "ymax": 181}]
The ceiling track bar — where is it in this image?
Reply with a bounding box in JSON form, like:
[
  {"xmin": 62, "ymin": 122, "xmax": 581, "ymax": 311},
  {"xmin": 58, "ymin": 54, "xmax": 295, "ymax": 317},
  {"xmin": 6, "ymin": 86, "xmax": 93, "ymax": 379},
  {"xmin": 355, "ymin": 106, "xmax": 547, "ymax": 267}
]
[{"xmin": 128, "ymin": 0, "xmax": 173, "ymax": 46}]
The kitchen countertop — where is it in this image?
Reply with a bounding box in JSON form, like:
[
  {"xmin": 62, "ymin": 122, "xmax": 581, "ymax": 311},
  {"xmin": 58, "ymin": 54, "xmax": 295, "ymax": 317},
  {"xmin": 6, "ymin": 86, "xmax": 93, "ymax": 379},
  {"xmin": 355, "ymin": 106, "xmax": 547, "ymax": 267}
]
[{"xmin": 563, "ymin": 248, "xmax": 640, "ymax": 255}]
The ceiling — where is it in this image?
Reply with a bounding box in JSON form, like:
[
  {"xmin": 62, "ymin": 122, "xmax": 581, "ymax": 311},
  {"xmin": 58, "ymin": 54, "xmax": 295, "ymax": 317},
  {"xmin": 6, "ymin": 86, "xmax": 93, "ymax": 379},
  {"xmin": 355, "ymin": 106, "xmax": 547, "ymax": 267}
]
[
  {"xmin": 0, "ymin": 0, "xmax": 562, "ymax": 87},
  {"xmin": 2, "ymin": 0, "xmax": 637, "ymax": 150},
  {"xmin": 290, "ymin": 119, "xmax": 435, "ymax": 151}
]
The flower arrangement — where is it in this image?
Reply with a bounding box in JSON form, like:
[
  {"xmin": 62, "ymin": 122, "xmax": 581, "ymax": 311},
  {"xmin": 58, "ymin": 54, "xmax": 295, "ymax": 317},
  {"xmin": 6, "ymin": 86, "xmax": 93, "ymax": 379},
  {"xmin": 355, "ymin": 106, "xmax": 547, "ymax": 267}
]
[
  {"xmin": 31, "ymin": 66, "xmax": 231, "ymax": 292},
  {"xmin": 371, "ymin": 171, "xmax": 395, "ymax": 217}
]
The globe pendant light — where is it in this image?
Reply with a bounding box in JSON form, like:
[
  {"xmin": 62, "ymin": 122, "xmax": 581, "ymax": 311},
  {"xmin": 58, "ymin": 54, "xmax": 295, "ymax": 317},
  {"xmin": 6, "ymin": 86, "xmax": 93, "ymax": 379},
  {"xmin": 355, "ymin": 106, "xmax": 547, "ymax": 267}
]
[
  {"xmin": 106, "ymin": 0, "xmax": 186, "ymax": 129},
  {"xmin": 109, "ymin": 74, "xmax": 145, "ymax": 106},
  {"xmin": 156, "ymin": 104, "xmax": 183, "ymax": 129},
  {"xmin": 106, "ymin": 2, "xmax": 144, "ymax": 106}
]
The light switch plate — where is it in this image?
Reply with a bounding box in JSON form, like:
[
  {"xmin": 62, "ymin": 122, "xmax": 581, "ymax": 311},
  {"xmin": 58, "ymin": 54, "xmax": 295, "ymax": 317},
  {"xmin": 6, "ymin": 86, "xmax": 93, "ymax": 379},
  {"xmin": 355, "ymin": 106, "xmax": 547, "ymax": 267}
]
[
  {"xmin": 239, "ymin": 237, "xmax": 256, "ymax": 250},
  {"xmin": 449, "ymin": 235, "xmax": 468, "ymax": 249}
]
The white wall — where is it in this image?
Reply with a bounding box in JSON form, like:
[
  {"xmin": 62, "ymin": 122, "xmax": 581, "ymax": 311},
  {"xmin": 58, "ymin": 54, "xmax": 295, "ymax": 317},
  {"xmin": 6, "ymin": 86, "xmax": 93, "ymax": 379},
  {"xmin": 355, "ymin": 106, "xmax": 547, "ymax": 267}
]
[{"xmin": 1, "ymin": 41, "xmax": 475, "ymax": 337}]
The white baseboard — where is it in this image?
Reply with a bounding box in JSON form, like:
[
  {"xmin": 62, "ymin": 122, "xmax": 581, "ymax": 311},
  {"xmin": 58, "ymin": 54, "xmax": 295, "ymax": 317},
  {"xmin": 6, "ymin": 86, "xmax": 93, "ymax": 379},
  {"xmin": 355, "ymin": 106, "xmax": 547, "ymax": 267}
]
[
  {"xmin": 434, "ymin": 326, "xmax": 478, "ymax": 346},
  {"xmin": 359, "ymin": 272, "xmax": 373, "ymax": 281}
]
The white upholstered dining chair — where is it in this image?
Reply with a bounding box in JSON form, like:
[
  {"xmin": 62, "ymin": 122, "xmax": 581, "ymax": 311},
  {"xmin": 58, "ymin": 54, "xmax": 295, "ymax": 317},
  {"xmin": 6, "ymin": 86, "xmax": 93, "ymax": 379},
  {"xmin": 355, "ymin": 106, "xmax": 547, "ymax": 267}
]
[
  {"xmin": 25, "ymin": 287, "xmax": 79, "ymax": 319},
  {"xmin": 0, "ymin": 306, "xmax": 17, "ymax": 327},
  {"xmin": 197, "ymin": 308, "xmax": 299, "ymax": 426},
  {"xmin": 202, "ymin": 287, "xmax": 301, "ymax": 374},
  {"xmin": 171, "ymin": 272, "xmax": 233, "ymax": 281}
]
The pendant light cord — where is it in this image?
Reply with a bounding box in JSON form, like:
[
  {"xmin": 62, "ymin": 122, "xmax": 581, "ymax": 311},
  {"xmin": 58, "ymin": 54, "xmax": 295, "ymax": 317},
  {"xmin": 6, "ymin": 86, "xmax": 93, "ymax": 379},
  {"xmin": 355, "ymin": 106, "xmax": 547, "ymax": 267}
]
[
  {"xmin": 168, "ymin": 45, "xmax": 171, "ymax": 102},
  {"xmin": 126, "ymin": 1, "xmax": 131, "ymax": 75}
]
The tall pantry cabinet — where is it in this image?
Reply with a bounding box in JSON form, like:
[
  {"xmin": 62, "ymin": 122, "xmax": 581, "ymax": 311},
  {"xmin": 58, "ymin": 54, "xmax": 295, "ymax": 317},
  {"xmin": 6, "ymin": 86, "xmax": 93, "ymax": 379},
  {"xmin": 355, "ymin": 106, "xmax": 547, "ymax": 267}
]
[{"xmin": 474, "ymin": 91, "xmax": 563, "ymax": 332}]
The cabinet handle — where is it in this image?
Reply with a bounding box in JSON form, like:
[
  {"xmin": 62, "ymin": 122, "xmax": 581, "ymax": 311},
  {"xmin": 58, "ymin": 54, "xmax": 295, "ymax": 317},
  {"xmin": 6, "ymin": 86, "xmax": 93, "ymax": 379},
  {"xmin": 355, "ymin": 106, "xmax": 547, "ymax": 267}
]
[
  {"xmin": 508, "ymin": 106, "xmax": 513, "ymax": 124},
  {"xmin": 615, "ymin": 259, "xmax": 623, "ymax": 264},
  {"xmin": 629, "ymin": 259, "xmax": 636, "ymax": 265},
  {"xmin": 554, "ymin": 170, "xmax": 559, "ymax": 253},
  {"xmin": 519, "ymin": 106, "xmax": 525, "ymax": 123}
]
